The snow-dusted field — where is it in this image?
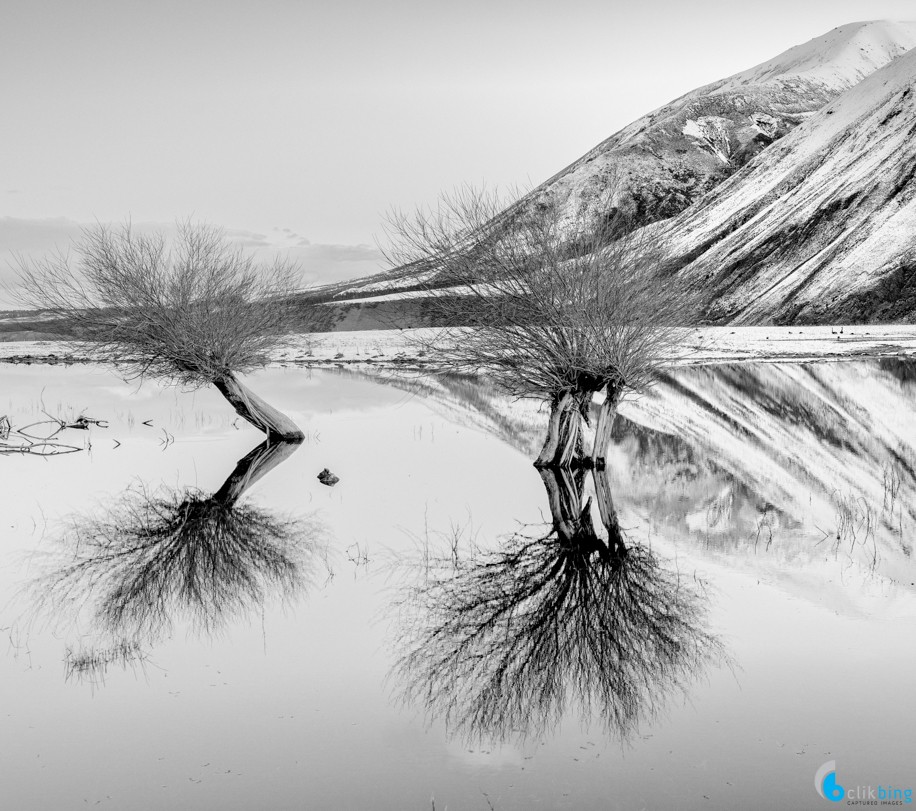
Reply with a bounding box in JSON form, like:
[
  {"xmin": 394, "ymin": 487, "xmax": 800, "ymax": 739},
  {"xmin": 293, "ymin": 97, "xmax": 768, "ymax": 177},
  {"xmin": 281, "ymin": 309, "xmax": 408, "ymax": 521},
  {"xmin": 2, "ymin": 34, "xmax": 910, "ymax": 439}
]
[
  {"xmin": 681, "ymin": 324, "xmax": 916, "ymax": 363},
  {"xmin": 295, "ymin": 325, "xmax": 916, "ymax": 366},
  {"xmin": 4, "ymin": 325, "xmax": 915, "ymax": 368}
]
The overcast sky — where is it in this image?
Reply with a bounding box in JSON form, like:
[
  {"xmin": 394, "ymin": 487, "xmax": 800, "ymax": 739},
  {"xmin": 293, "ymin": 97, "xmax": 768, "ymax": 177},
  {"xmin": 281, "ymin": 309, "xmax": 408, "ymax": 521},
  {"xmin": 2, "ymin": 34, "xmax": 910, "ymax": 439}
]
[{"xmin": 2, "ymin": 0, "xmax": 915, "ymax": 292}]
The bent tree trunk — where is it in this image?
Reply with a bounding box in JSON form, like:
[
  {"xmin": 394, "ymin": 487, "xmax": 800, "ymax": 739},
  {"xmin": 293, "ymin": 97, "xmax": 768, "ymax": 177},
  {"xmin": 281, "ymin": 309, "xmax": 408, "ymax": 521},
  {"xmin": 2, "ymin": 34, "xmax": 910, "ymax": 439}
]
[
  {"xmin": 213, "ymin": 439, "xmax": 303, "ymax": 507},
  {"xmin": 213, "ymin": 371, "xmax": 304, "ymax": 440}
]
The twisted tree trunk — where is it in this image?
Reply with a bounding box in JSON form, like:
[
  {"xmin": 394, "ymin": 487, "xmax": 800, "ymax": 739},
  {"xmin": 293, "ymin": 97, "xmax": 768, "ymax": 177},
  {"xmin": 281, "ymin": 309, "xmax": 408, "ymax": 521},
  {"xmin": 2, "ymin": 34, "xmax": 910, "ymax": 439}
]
[
  {"xmin": 535, "ymin": 390, "xmax": 593, "ymax": 468},
  {"xmin": 556, "ymin": 392, "xmax": 588, "ymax": 468},
  {"xmin": 213, "ymin": 371, "xmax": 304, "ymax": 440}
]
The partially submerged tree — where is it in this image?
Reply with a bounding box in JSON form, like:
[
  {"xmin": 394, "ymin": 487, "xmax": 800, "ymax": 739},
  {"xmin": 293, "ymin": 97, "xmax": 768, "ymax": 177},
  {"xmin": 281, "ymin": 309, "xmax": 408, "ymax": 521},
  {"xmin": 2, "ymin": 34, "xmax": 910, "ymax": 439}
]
[
  {"xmin": 384, "ymin": 188, "xmax": 701, "ymax": 467},
  {"xmin": 16, "ymin": 222, "xmax": 304, "ymax": 439}
]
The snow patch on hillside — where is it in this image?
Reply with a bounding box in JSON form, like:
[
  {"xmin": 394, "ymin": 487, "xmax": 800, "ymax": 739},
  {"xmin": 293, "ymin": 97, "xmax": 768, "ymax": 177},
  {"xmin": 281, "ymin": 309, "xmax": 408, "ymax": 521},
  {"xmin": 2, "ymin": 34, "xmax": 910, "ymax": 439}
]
[{"xmin": 682, "ymin": 117, "xmax": 735, "ymax": 163}]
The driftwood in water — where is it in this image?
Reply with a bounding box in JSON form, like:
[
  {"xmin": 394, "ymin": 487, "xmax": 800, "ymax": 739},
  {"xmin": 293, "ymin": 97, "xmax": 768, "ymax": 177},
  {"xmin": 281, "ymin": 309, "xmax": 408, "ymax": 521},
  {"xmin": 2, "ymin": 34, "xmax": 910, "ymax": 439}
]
[{"xmin": 0, "ymin": 410, "xmax": 104, "ymax": 456}]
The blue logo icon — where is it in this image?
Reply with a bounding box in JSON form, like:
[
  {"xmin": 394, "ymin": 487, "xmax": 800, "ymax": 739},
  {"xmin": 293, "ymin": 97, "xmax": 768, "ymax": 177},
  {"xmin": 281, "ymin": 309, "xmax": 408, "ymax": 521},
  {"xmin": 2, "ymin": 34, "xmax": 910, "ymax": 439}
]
[
  {"xmin": 816, "ymin": 761, "xmax": 845, "ymax": 803},
  {"xmin": 815, "ymin": 761, "xmax": 913, "ymax": 804}
]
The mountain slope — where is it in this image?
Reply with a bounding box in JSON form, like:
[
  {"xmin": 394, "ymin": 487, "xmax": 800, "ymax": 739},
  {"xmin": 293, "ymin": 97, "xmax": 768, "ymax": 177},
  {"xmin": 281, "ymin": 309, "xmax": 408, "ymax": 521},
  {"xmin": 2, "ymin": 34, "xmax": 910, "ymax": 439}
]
[
  {"xmin": 313, "ymin": 21, "xmax": 916, "ymax": 324},
  {"xmin": 532, "ymin": 20, "xmax": 916, "ymax": 232},
  {"xmin": 659, "ymin": 43, "xmax": 916, "ymax": 323},
  {"xmin": 346, "ymin": 361, "xmax": 916, "ymax": 605}
]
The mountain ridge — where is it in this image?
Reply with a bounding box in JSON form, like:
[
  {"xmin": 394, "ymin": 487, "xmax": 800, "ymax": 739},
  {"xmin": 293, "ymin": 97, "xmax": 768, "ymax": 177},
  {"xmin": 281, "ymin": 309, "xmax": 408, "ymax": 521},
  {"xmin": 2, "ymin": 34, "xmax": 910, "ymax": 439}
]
[
  {"xmin": 660, "ymin": 43, "xmax": 916, "ymax": 323},
  {"xmin": 534, "ymin": 19, "xmax": 916, "ymax": 228},
  {"xmin": 312, "ymin": 20, "xmax": 916, "ymax": 327}
]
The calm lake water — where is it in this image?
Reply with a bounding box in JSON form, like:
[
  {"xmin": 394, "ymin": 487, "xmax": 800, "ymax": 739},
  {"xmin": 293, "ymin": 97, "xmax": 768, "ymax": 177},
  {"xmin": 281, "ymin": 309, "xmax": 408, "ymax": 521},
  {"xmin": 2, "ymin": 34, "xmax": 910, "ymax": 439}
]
[{"xmin": 1, "ymin": 362, "xmax": 914, "ymax": 810}]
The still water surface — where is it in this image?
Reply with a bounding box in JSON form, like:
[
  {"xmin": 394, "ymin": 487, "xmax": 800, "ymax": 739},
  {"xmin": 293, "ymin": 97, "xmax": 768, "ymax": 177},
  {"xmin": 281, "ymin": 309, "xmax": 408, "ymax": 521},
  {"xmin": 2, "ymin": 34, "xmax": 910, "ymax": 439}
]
[{"xmin": 1, "ymin": 362, "xmax": 914, "ymax": 810}]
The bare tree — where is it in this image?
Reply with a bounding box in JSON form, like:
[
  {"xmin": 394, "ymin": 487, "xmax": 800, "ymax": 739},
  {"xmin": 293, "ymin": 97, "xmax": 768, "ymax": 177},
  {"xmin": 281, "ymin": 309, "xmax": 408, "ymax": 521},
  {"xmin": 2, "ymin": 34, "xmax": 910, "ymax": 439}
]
[
  {"xmin": 384, "ymin": 187, "xmax": 700, "ymax": 467},
  {"xmin": 16, "ymin": 222, "xmax": 304, "ymax": 439}
]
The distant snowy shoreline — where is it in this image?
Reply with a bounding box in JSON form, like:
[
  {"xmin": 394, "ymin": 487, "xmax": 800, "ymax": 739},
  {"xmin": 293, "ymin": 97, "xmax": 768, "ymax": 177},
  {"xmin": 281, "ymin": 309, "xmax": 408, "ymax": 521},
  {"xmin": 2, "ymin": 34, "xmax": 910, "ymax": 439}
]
[{"xmin": 2, "ymin": 325, "xmax": 916, "ymax": 369}]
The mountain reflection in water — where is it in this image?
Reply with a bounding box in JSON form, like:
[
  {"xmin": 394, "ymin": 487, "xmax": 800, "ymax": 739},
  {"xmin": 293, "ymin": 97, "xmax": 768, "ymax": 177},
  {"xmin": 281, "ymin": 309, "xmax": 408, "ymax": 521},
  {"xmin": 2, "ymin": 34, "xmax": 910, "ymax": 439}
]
[
  {"xmin": 26, "ymin": 439, "xmax": 324, "ymax": 647},
  {"xmin": 353, "ymin": 360, "xmax": 916, "ymax": 587},
  {"xmin": 393, "ymin": 466, "xmax": 726, "ymax": 743}
]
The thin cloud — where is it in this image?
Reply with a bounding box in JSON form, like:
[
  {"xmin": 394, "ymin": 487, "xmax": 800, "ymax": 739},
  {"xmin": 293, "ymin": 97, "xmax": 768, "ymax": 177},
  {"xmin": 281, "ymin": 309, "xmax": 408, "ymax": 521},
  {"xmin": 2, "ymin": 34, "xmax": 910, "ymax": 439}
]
[
  {"xmin": 300, "ymin": 243, "xmax": 382, "ymax": 263},
  {"xmin": 0, "ymin": 219, "xmax": 384, "ymax": 297}
]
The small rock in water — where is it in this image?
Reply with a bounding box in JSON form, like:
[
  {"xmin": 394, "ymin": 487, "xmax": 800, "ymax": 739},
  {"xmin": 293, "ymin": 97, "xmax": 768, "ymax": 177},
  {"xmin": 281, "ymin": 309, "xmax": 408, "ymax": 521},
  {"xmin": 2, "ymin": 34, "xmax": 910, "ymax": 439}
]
[{"xmin": 317, "ymin": 468, "xmax": 339, "ymax": 486}]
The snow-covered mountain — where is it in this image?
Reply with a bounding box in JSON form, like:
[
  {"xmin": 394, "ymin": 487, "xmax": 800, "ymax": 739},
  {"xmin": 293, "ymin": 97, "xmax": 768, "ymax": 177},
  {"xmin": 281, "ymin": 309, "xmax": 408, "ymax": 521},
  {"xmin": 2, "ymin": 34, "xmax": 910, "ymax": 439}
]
[
  {"xmin": 658, "ymin": 39, "xmax": 916, "ymax": 323},
  {"xmin": 315, "ymin": 20, "xmax": 916, "ymax": 326},
  {"xmin": 528, "ymin": 20, "xmax": 916, "ymax": 231}
]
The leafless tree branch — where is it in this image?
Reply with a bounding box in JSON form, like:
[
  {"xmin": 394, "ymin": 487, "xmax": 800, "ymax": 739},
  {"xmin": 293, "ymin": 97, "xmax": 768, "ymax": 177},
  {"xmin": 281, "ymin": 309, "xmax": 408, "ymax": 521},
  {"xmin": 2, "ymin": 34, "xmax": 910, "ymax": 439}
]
[
  {"xmin": 16, "ymin": 221, "xmax": 306, "ymax": 438},
  {"xmin": 382, "ymin": 186, "xmax": 701, "ymax": 466}
]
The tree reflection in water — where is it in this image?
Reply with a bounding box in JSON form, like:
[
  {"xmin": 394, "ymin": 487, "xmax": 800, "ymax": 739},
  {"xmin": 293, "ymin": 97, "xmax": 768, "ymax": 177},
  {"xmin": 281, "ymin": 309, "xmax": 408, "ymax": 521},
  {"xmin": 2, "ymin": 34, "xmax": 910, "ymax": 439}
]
[
  {"xmin": 29, "ymin": 439, "xmax": 323, "ymax": 643},
  {"xmin": 394, "ymin": 467, "xmax": 727, "ymax": 742}
]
